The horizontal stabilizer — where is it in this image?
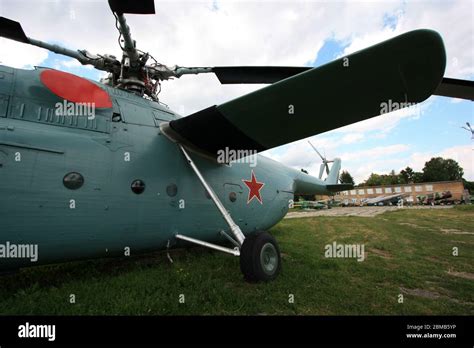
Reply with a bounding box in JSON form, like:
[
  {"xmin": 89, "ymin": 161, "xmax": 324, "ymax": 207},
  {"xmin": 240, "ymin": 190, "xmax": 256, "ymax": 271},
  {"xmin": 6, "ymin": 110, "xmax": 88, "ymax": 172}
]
[{"xmin": 326, "ymin": 184, "xmax": 354, "ymax": 192}]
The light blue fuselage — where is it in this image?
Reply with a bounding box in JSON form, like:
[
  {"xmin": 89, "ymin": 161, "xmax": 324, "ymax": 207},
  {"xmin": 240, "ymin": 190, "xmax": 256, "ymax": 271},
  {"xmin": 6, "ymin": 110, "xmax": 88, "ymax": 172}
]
[{"xmin": 0, "ymin": 66, "xmax": 329, "ymax": 271}]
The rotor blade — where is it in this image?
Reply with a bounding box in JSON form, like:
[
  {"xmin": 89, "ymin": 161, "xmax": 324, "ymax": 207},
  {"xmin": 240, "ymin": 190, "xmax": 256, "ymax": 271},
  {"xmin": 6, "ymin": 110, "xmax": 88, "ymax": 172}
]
[
  {"xmin": 173, "ymin": 66, "xmax": 311, "ymax": 84},
  {"xmin": 163, "ymin": 29, "xmax": 446, "ymax": 159},
  {"xmin": 325, "ymin": 163, "xmax": 330, "ymax": 176},
  {"xmin": 108, "ymin": 0, "xmax": 155, "ymax": 14},
  {"xmin": 212, "ymin": 66, "xmax": 312, "ymax": 84},
  {"xmin": 0, "ymin": 17, "xmax": 119, "ymax": 73},
  {"xmin": 0, "ymin": 17, "xmax": 29, "ymax": 43},
  {"xmin": 307, "ymin": 141, "xmax": 325, "ymax": 161},
  {"xmin": 434, "ymin": 77, "xmax": 474, "ymax": 101},
  {"xmin": 0, "ymin": 16, "xmax": 88, "ymax": 63},
  {"xmin": 319, "ymin": 163, "xmax": 325, "ymax": 179}
]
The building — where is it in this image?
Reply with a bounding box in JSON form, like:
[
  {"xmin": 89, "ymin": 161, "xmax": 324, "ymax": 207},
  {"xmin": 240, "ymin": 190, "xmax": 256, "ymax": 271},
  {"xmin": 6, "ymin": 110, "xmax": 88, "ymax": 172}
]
[{"xmin": 336, "ymin": 180, "xmax": 465, "ymax": 205}]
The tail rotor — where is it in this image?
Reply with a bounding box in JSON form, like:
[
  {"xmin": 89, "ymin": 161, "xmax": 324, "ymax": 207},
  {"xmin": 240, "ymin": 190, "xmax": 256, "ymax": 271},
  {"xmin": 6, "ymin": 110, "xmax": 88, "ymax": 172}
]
[{"xmin": 308, "ymin": 141, "xmax": 334, "ymax": 180}]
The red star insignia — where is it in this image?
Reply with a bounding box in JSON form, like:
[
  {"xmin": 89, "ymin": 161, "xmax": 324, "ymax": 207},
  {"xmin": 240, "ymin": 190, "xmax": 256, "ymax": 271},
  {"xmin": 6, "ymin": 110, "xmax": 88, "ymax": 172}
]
[{"xmin": 242, "ymin": 170, "xmax": 265, "ymax": 204}]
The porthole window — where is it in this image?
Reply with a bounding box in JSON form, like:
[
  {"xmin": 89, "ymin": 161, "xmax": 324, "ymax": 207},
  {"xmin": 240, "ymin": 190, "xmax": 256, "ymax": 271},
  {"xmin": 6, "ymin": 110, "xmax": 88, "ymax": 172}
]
[
  {"xmin": 166, "ymin": 183, "xmax": 178, "ymax": 197},
  {"xmin": 131, "ymin": 179, "xmax": 145, "ymax": 194},
  {"xmin": 63, "ymin": 172, "xmax": 84, "ymax": 190},
  {"xmin": 112, "ymin": 113, "xmax": 122, "ymax": 122},
  {"xmin": 229, "ymin": 191, "xmax": 237, "ymax": 202}
]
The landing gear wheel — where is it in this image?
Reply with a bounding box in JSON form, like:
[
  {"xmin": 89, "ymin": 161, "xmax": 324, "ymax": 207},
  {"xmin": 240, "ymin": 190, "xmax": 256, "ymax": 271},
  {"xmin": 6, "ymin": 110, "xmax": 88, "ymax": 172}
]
[{"xmin": 240, "ymin": 231, "xmax": 281, "ymax": 282}]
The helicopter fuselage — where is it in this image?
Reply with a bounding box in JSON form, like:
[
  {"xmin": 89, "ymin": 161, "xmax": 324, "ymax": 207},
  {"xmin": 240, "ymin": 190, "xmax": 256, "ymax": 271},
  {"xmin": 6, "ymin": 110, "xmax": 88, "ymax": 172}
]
[{"xmin": 0, "ymin": 65, "xmax": 331, "ymax": 271}]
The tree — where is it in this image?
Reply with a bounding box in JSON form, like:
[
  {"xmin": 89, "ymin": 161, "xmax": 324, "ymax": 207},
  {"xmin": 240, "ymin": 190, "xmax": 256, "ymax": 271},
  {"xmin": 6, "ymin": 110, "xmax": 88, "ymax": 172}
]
[
  {"xmin": 412, "ymin": 172, "xmax": 424, "ymax": 183},
  {"xmin": 399, "ymin": 166, "xmax": 415, "ymax": 184},
  {"xmin": 363, "ymin": 173, "xmax": 395, "ymax": 186},
  {"xmin": 422, "ymin": 157, "xmax": 464, "ymax": 182},
  {"xmin": 463, "ymin": 179, "xmax": 474, "ymax": 194},
  {"xmin": 364, "ymin": 173, "xmax": 383, "ymax": 186},
  {"xmin": 389, "ymin": 169, "xmax": 400, "ymax": 185},
  {"xmin": 339, "ymin": 170, "xmax": 355, "ymax": 185}
]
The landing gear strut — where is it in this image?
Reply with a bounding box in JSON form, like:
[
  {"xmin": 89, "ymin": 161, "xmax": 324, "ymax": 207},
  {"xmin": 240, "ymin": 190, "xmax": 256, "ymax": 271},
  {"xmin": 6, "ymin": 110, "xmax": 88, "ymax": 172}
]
[{"xmin": 177, "ymin": 145, "xmax": 282, "ymax": 282}]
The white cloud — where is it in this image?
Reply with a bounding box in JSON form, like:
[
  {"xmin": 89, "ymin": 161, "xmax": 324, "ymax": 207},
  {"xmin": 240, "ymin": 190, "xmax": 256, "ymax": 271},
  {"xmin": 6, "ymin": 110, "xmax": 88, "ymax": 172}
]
[
  {"xmin": 331, "ymin": 99, "xmax": 432, "ymax": 136},
  {"xmin": 348, "ymin": 157, "xmax": 408, "ymax": 184},
  {"xmin": 340, "ymin": 132, "xmax": 364, "ymax": 144},
  {"xmin": 338, "ymin": 1, "xmax": 473, "ymax": 79},
  {"xmin": 332, "ymin": 144, "xmax": 411, "ymax": 183},
  {"xmin": 401, "ymin": 0, "xmax": 474, "ymax": 78},
  {"xmin": 58, "ymin": 59, "xmax": 83, "ymax": 68},
  {"xmin": 339, "ymin": 26, "xmax": 402, "ymax": 58},
  {"xmin": 0, "ymin": 38, "xmax": 48, "ymax": 68},
  {"xmin": 339, "ymin": 144, "xmax": 410, "ymax": 163}
]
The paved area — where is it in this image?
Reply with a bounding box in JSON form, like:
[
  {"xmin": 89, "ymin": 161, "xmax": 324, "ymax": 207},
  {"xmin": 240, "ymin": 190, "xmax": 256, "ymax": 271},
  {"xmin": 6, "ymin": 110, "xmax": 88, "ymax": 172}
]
[{"xmin": 285, "ymin": 205, "xmax": 453, "ymax": 218}]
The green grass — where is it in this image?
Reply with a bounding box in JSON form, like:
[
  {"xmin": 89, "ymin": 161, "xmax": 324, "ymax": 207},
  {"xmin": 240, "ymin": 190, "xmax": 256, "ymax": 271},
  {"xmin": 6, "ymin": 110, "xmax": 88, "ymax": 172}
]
[{"xmin": 1, "ymin": 206, "xmax": 473, "ymax": 315}]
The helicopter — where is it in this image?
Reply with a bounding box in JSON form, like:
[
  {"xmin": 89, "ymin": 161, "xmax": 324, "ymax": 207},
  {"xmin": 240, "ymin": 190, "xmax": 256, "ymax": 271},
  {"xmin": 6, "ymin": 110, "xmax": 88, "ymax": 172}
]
[
  {"xmin": 461, "ymin": 122, "xmax": 474, "ymax": 139},
  {"xmin": 0, "ymin": 0, "xmax": 473, "ymax": 282}
]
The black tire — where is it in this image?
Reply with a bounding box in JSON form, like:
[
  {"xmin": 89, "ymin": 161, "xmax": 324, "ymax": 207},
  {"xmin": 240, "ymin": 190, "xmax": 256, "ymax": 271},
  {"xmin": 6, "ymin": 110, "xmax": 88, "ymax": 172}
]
[{"xmin": 240, "ymin": 231, "xmax": 281, "ymax": 282}]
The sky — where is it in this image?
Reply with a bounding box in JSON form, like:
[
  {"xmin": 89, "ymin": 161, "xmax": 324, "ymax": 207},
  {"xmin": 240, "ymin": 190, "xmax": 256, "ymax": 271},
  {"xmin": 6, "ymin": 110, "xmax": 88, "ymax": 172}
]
[{"xmin": 0, "ymin": 0, "xmax": 472, "ymax": 183}]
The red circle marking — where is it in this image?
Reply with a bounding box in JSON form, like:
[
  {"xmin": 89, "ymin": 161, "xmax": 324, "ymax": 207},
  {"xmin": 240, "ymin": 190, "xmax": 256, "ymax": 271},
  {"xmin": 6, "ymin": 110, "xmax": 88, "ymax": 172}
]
[{"xmin": 40, "ymin": 69, "xmax": 112, "ymax": 108}]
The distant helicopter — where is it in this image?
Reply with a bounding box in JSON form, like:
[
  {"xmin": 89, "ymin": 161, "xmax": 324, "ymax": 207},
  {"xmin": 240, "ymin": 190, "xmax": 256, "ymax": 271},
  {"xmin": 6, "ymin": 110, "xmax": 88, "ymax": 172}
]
[
  {"xmin": 461, "ymin": 122, "xmax": 474, "ymax": 139},
  {"xmin": 0, "ymin": 0, "xmax": 473, "ymax": 281}
]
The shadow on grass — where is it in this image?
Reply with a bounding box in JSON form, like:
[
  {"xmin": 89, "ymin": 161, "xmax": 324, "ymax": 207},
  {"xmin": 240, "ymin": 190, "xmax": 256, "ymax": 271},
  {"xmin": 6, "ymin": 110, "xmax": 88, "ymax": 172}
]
[{"xmin": 0, "ymin": 246, "xmax": 216, "ymax": 295}]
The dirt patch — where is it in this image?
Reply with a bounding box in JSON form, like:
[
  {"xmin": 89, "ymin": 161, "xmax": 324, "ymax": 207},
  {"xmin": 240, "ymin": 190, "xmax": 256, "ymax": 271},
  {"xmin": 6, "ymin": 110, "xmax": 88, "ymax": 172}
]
[
  {"xmin": 400, "ymin": 286, "xmax": 472, "ymax": 305},
  {"xmin": 448, "ymin": 298, "xmax": 474, "ymax": 306},
  {"xmin": 398, "ymin": 222, "xmax": 430, "ymax": 229},
  {"xmin": 280, "ymin": 253, "xmax": 292, "ymax": 260},
  {"xmin": 285, "ymin": 206, "xmax": 453, "ymax": 219},
  {"xmin": 285, "ymin": 207, "xmax": 400, "ymax": 218},
  {"xmin": 400, "ymin": 287, "xmax": 441, "ymax": 299},
  {"xmin": 399, "ymin": 222, "xmax": 419, "ymax": 227},
  {"xmin": 440, "ymin": 229, "xmax": 474, "ymax": 235},
  {"xmin": 447, "ymin": 270, "xmax": 474, "ymax": 280},
  {"xmin": 425, "ymin": 256, "xmax": 444, "ymax": 263},
  {"xmin": 449, "ymin": 240, "xmax": 472, "ymax": 244},
  {"xmin": 368, "ymin": 248, "xmax": 392, "ymax": 259}
]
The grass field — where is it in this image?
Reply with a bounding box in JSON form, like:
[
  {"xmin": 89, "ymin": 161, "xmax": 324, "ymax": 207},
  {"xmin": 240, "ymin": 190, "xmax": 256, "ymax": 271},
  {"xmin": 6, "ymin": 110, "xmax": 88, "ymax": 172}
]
[{"xmin": 0, "ymin": 206, "xmax": 473, "ymax": 315}]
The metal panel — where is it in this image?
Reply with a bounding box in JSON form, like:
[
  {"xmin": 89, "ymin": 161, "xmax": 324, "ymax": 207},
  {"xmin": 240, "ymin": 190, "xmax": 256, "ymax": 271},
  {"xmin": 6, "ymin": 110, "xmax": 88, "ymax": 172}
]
[
  {"xmin": 152, "ymin": 110, "xmax": 176, "ymax": 125},
  {"xmin": 0, "ymin": 94, "xmax": 8, "ymax": 117},
  {"xmin": 8, "ymin": 96, "xmax": 110, "ymax": 133},
  {"xmin": 116, "ymin": 98, "xmax": 155, "ymax": 127}
]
